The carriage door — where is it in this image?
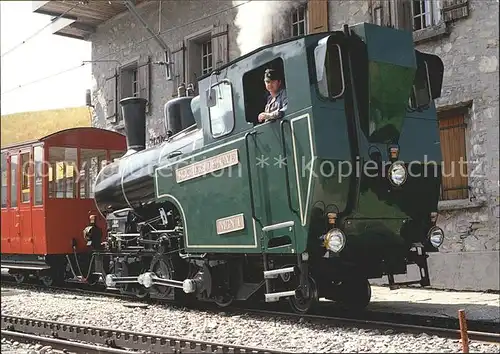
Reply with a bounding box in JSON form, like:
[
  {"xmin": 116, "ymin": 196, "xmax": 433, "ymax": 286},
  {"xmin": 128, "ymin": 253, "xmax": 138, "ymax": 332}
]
[{"xmin": 18, "ymin": 148, "xmax": 34, "ymax": 254}]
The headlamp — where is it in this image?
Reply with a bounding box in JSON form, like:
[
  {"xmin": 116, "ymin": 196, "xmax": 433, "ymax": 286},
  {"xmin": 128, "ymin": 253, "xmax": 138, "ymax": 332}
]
[
  {"xmin": 322, "ymin": 228, "xmax": 346, "ymax": 253},
  {"xmin": 428, "ymin": 226, "xmax": 444, "ymax": 248},
  {"xmin": 388, "ymin": 162, "xmax": 407, "ymax": 186}
]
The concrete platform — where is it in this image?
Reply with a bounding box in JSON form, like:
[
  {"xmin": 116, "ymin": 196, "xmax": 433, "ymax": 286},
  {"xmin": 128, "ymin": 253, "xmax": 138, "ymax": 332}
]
[{"xmin": 363, "ymin": 285, "xmax": 500, "ymax": 323}]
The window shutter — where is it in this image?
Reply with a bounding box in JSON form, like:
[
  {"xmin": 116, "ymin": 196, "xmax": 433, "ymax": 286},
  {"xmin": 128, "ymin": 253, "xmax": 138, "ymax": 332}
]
[
  {"xmin": 441, "ymin": 0, "xmax": 469, "ymax": 22},
  {"xmin": 212, "ymin": 24, "xmax": 228, "ymax": 70},
  {"xmin": 308, "ymin": 0, "xmax": 329, "ymax": 33},
  {"xmin": 371, "ymin": 0, "xmax": 392, "ymax": 27},
  {"xmin": 171, "ymin": 41, "xmax": 185, "ymax": 97},
  {"xmin": 394, "ymin": 0, "xmax": 412, "ymax": 31},
  {"xmin": 438, "ymin": 112, "xmax": 468, "ymax": 200},
  {"xmin": 105, "ymin": 67, "xmax": 118, "ymax": 123},
  {"xmin": 138, "ymin": 54, "xmax": 151, "ymax": 114}
]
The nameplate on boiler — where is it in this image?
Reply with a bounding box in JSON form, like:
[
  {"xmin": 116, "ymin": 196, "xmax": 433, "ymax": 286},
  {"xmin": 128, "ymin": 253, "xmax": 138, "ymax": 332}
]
[
  {"xmin": 216, "ymin": 213, "xmax": 245, "ymax": 235},
  {"xmin": 175, "ymin": 149, "xmax": 239, "ymax": 183}
]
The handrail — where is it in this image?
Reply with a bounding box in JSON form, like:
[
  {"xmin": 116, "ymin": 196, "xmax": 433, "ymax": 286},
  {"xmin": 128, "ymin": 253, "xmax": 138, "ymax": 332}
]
[
  {"xmin": 244, "ymin": 131, "xmax": 259, "ymax": 224},
  {"xmin": 280, "ymin": 119, "xmax": 298, "ymax": 214}
]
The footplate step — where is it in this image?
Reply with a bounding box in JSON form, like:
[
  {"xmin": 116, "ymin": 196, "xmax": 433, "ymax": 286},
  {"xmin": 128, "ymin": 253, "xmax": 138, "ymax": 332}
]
[{"xmin": 264, "ymin": 290, "xmax": 297, "ymax": 302}]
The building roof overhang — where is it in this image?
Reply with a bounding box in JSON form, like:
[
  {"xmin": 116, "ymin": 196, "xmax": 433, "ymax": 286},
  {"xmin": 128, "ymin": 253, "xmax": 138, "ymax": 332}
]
[{"xmin": 32, "ymin": 0, "xmax": 147, "ymax": 41}]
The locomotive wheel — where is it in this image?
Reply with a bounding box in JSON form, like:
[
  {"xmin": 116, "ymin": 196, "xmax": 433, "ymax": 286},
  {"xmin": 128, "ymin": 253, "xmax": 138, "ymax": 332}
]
[
  {"xmin": 40, "ymin": 275, "xmax": 53, "ymax": 287},
  {"xmin": 288, "ymin": 276, "xmax": 318, "ymax": 314},
  {"xmin": 214, "ymin": 293, "xmax": 234, "ymax": 308},
  {"xmin": 336, "ymin": 278, "xmax": 371, "ymax": 311},
  {"xmin": 13, "ymin": 273, "xmax": 25, "ymax": 284},
  {"xmin": 85, "ymin": 273, "xmax": 100, "ymax": 287},
  {"xmin": 132, "ymin": 285, "xmax": 149, "ymax": 299},
  {"xmin": 149, "ymin": 254, "xmax": 175, "ymax": 300},
  {"xmin": 114, "ymin": 260, "xmax": 144, "ymax": 297}
]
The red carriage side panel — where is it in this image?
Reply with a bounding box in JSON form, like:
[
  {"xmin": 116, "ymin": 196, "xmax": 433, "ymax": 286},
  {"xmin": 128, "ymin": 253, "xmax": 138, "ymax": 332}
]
[
  {"xmin": 1, "ymin": 128, "xmax": 126, "ymax": 259},
  {"xmin": 41, "ymin": 128, "xmax": 126, "ymax": 255}
]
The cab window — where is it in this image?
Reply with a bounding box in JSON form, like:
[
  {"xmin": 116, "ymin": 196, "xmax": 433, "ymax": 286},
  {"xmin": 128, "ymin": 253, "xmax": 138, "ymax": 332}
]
[
  {"xmin": 409, "ymin": 61, "xmax": 431, "ymax": 109},
  {"xmin": 207, "ymin": 80, "xmax": 235, "ymax": 138},
  {"xmin": 242, "ymin": 57, "xmax": 285, "ymax": 125},
  {"xmin": 316, "ymin": 42, "xmax": 344, "ymax": 99}
]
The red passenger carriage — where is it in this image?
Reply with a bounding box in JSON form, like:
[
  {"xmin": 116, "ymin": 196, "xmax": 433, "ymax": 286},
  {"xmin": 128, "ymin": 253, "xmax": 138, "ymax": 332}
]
[{"xmin": 1, "ymin": 127, "xmax": 126, "ymax": 285}]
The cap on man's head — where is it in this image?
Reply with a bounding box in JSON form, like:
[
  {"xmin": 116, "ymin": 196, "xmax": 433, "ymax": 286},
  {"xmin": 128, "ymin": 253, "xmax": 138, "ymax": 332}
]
[{"xmin": 264, "ymin": 68, "xmax": 282, "ymax": 82}]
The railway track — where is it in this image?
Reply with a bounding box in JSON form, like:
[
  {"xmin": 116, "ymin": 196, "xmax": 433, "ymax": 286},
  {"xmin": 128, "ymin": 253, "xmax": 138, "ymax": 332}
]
[
  {"xmin": 1, "ymin": 314, "xmax": 290, "ymax": 353},
  {"xmin": 3, "ymin": 278, "xmax": 499, "ymax": 346},
  {"xmin": 233, "ymin": 307, "xmax": 500, "ymax": 344},
  {"xmin": 1, "ymin": 279, "xmax": 136, "ymax": 301}
]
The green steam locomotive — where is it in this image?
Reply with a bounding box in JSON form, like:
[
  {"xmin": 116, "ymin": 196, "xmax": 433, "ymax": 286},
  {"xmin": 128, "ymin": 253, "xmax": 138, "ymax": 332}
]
[{"xmin": 82, "ymin": 21, "xmax": 446, "ymax": 313}]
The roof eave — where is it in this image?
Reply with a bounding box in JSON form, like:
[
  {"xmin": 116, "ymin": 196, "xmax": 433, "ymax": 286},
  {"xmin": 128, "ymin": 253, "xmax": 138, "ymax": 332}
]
[{"xmin": 31, "ymin": 0, "xmax": 145, "ymax": 41}]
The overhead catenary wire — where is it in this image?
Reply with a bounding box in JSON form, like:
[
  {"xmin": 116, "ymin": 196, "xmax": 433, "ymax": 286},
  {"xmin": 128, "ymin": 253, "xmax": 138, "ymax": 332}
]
[
  {"xmin": 1, "ymin": 0, "xmax": 251, "ymax": 97},
  {"xmin": 0, "ymin": 63, "xmax": 87, "ymax": 96},
  {"xmin": 0, "ymin": 2, "xmax": 81, "ymax": 58},
  {"xmin": 91, "ymin": 0, "xmax": 250, "ymax": 63}
]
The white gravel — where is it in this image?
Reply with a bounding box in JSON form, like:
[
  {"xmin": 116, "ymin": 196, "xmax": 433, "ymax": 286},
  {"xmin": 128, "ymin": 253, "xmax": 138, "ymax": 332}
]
[
  {"xmin": 1, "ymin": 286, "xmax": 499, "ymax": 353},
  {"xmin": 0, "ymin": 337, "xmax": 55, "ymax": 354}
]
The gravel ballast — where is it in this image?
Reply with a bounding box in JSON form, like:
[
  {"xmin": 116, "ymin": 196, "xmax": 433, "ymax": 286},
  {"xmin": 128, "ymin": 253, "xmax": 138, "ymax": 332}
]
[
  {"xmin": 1, "ymin": 287, "xmax": 499, "ymax": 353},
  {"xmin": 1, "ymin": 337, "xmax": 54, "ymax": 354}
]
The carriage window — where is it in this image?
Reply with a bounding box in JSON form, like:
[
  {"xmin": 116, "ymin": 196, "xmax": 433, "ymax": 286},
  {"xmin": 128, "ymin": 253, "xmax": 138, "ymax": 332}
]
[
  {"xmin": 409, "ymin": 61, "xmax": 431, "ymax": 109},
  {"xmin": 1, "ymin": 153, "xmax": 7, "ymax": 208},
  {"xmin": 109, "ymin": 150, "xmax": 125, "ymax": 163},
  {"xmin": 34, "ymin": 146, "xmax": 43, "ymax": 205},
  {"xmin": 316, "ymin": 42, "xmax": 344, "ymax": 99},
  {"xmin": 20, "ymin": 152, "xmax": 31, "ymax": 203},
  {"xmin": 48, "ymin": 147, "xmax": 77, "ymax": 199},
  {"xmin": 79, "ymin": 149, "xmax": 107, "ymax": 199},
  {"xmin": 207, "ymin": 81, "xmax": 235, "ymax": 138},
  {"xmin": 10, "ymin": 155, "xmax": 18, "ymax": 207}
]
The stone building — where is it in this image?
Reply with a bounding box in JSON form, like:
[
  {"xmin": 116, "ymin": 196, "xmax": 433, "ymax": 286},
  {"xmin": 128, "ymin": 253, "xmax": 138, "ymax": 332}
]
[{"xmin": 34, "ymin": 0, "xmax": 498, "ymax": 291}]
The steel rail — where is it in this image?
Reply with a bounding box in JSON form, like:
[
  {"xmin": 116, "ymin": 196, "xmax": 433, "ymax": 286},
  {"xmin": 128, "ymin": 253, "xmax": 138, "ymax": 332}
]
[
  {"xmin": 1, "ymin": 329, "xmax": 132, "ymax": 354},
  {"xmin": 1, "ymin": 315, "xmax": 291, "ymax": 354},
  {"xmin": 3, "ymin": 280, "xmax": 499, "ymax": 345},
  {"xmin": 237, "ymin": 308, "xmax": 500, "ymax": 344}
]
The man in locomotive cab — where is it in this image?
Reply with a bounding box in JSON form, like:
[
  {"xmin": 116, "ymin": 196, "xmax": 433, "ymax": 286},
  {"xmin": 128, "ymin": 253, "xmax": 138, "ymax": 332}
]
[{"xmin": 258, "ymin": 68, "xmax": 288, "ymax": 123}]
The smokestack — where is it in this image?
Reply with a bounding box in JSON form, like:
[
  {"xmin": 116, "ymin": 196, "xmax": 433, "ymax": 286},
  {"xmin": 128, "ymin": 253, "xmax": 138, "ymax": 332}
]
[{"xmin": 119, "ymin": 97, "xmax": 148, "ymax": 152}]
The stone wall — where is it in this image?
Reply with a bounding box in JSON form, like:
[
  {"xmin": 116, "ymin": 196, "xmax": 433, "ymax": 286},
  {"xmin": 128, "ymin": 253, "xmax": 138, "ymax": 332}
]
[
  {"xmin": 88, "ymin": 0, "xmax": 243, "ymax": 142},
  {"xmin": 87, "ymin": 0, "xmax": 499, "ymax": 291},
  {"xmin": 420, "ymin": 0, "xmax": 499, "ymax": 291}
]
